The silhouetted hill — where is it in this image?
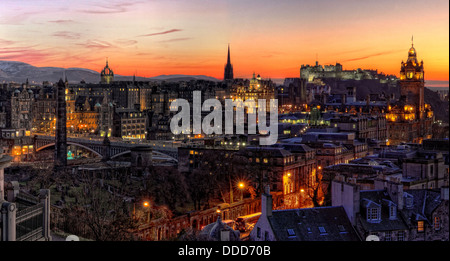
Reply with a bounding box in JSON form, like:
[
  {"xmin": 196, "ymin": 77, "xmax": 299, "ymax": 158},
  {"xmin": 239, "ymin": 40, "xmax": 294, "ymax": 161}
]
[{"xmin": 0, "ymin": 60, "xmax": 219, "ymax": 84}]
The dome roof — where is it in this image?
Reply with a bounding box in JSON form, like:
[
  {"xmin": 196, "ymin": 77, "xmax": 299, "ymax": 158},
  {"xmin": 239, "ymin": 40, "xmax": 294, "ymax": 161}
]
[
  {"xmin": 199, "ymin": 216, "xmax": 240, "ymax": 241},
  {"xmin": 408, "ymin": 46, "xmax": 416, "ymax": 56}
]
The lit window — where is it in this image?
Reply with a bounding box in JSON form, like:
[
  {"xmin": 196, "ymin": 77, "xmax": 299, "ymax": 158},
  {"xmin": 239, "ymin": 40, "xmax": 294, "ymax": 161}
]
[
  {"xmin": 417, "ymin": 221, "xmax": 424, "ymax": 232},
  {"xmin": 434, "ymin": 217, "xmax": 440, "ymax": 231}
]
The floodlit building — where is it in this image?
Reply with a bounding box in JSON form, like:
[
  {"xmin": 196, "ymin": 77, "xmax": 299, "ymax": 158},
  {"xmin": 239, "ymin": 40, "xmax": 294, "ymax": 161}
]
[{"xmin": 386, "ymin": 43, "xmax": 434, "ymax": 145}]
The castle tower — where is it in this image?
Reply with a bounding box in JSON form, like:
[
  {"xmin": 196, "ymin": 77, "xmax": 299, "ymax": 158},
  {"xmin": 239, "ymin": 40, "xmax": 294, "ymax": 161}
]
[
  {"xmin": 100, "ymin": 58, "xmax": 114, "ymax": 84},
  {"xmin": 399, "ymin": 38, "xmax": 425, "ymax": 120},
  {"xmin": 224, "ymin": 44, "xmax": 234, "ymax": 81},
  {"xmin": 54, "ymin": 78, "xmax": 67, "ymax": 169}
]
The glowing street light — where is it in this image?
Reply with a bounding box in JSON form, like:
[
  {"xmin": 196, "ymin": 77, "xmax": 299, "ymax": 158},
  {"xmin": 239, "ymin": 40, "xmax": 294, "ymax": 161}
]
[
  {"xmin": 143, "ymin": 201, "xmax": 151, "ymax": 222},
  {"xmin": 237, "ymin": 182, "xmax": 246, "ymax": 201}
]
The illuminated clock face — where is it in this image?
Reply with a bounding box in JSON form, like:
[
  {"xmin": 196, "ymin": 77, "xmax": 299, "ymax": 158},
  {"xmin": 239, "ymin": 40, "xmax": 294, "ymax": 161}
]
[{"xmin": 407, "ymin": 71, "xmax": 414, "ymax": 79}]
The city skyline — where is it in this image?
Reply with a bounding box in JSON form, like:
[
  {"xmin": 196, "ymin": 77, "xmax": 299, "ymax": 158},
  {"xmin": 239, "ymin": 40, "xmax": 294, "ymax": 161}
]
[
  {"xmin": 0, "ymin": 0, "xmax": 448, "ymax": 86},
  {"xmin": 0, "ymin": 1, "xmax": 448, "ymax": 244}
]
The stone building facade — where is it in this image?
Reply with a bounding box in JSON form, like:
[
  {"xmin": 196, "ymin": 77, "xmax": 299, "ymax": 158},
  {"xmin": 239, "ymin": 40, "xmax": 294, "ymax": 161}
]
[{"xmin": 386, "ymin": 43, "xmax": 434, "ymax": 145}]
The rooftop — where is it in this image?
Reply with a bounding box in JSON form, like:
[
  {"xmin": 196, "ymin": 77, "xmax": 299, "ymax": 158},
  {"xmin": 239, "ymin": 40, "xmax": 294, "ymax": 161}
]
[{"xmin": 268, "ymin": 206, "xmax": 360, "ymax": 241}]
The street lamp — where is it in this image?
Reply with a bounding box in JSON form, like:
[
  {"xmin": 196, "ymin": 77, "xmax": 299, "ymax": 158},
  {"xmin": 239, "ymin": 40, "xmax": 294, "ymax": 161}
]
[
  {"xmin": 216, "ymin": 208, "xmax": 221, "ymax": 221},
  {"xmin": 238, "ymin": 182, "xmax": 245, "ymax": 201},
  {"xmin": 143, "ymin": 201, "xmax": 150, "ymax": 222}
]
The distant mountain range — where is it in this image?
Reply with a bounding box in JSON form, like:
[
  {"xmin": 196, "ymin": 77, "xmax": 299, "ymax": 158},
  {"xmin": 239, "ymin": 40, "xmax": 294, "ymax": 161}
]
[{"xmin": 0, "ymin": 60, "xmax": 220, "ymax": 84}]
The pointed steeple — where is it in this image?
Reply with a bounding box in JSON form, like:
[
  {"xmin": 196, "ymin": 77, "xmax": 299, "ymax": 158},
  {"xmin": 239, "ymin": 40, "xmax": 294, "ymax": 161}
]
[
  {"xmin": 224, "ymin": 44, "xmax": 234, "ymax": 81},
  {"xmin": 227, "ymin": 44, "xmax": 231, "ymax": 64}
]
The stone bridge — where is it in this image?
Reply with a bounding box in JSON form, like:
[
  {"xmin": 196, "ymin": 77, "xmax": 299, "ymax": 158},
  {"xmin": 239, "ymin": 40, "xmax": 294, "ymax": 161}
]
[{"xmin": 33, "ymin": 135, "xmax": 179, "ymax": 162}]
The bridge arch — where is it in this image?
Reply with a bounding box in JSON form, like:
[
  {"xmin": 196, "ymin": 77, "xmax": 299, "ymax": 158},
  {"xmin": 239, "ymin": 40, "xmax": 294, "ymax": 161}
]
[
  {"xmin": 152, "ymin": 150, "xmax": 178, "ymax": 162},
  {"xmin": 110, "ymin": 150, "xmax": 178, "ymax": 162},
  {"xmin": 36, "ymin": 142, "xmax": 103, "ymax": 158},
  {"xmin": 110, "ymin": 150, "xmax": 131, "ymax": 159}
]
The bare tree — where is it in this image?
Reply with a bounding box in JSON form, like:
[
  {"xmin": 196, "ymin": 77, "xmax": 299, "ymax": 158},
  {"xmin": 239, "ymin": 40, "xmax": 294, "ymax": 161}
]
[
  {"xmin": 144, "ymin": 166, "xmax": 189, "ymax": 212},
  {"xmin": 306, "ymin": 168, "xmax": 325, "ymax": 207},
  {"xmin": 235, "ymin": 147, "xmax": 277, "ymax": 197},
  {"xmin": 188, "ymin": 167, "xmax": 215, "ymax": 210},
  {"xmin": 70, "ymin": 168, "xmax": 137, "ymax": 241}
]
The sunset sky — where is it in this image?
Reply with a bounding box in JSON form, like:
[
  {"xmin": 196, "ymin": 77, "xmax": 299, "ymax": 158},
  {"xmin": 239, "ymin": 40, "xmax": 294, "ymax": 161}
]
[{"xmin": 0, "ymin": 0, "xmax": 448, "ymax": 86}]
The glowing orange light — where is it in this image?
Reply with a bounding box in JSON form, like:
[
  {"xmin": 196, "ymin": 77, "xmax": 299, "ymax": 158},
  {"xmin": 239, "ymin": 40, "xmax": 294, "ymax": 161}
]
[{"xmin": 143, "ymin": 201, "xmax": 150, "ymax": 207}]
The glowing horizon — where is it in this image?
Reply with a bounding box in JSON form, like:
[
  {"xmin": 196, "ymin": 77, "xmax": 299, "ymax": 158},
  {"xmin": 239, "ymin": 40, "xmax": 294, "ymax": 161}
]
[{"xmin": 0, "ymin": 0, "xmax": 448, "ymax": 85}]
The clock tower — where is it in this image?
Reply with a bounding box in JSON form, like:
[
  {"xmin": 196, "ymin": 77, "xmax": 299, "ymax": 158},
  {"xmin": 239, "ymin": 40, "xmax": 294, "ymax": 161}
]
[
  {"xmin": 386, "ymin": 39, "xmax": 434, "ymax": 145},
  {"xmin": 399, "ymin": 40, "xmax": 425, "ymax": 119}
]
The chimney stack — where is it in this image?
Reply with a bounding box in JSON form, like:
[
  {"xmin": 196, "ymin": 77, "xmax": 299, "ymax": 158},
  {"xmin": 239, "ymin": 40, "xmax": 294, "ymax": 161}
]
[
  {"xmin": 441, "ymin": 187, "xmax": 449, "ymax": 201},
  {"xmin": 261, "ymin": 185, "xmax": 273, "ymax": 217}
]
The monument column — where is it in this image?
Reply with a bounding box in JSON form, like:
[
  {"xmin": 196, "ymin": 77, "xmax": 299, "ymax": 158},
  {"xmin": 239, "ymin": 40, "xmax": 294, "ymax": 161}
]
[{"xmin": 54, "ymin": 79, "xmax": 67, "ymax": 169}]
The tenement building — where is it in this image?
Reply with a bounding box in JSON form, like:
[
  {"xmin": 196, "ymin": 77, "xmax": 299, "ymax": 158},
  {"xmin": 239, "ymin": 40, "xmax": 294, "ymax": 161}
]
[{"xmin": 332, "ymin": 176, "xmax": 449, "ymax": 241}]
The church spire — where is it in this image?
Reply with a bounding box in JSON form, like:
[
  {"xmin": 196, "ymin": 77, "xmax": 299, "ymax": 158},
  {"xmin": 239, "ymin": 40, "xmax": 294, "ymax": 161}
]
[
  {"xmin": 224, "ymin": 44, "xmax": 234, "ymax": 81},
  {"xmin": 227, "ymin": 44, "xmax": 231, "ymax": 64}
]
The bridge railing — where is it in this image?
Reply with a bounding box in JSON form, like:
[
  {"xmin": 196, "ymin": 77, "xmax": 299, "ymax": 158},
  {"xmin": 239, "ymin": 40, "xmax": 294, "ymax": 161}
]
[{"xmin": 16, "ymin": 201, "xmax": 45, "ymax": 241}]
